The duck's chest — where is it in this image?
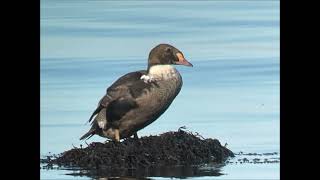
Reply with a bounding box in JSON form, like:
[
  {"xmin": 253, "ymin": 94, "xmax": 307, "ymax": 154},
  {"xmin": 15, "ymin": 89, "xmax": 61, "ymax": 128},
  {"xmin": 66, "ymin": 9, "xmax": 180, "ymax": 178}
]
[{"xmin": 139, "ymin": 65, "xmax": 183, "ymax": 102}]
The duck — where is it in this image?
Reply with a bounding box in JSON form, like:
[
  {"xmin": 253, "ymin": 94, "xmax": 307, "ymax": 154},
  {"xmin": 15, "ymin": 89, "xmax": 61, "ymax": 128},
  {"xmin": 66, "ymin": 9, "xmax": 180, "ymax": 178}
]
[{"xmin": 80, "ymin": 44, "xmax": 193, "ymax": 142}]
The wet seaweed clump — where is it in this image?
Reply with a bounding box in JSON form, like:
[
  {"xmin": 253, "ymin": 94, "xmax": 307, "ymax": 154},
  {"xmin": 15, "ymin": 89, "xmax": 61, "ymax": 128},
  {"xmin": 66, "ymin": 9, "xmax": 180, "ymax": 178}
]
[{"xmin": 45, "ymin": 129, "xmax": 234, "ymax": 171}]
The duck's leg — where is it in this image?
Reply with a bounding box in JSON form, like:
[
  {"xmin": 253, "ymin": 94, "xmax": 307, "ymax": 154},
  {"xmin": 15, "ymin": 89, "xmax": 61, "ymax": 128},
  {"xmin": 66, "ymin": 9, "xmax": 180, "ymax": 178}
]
[
  {"xmin": 114, "ymin": 129, "xmax": 120, "ymax": 142},
  {"xmin": 134, "ymin": 132, "xmax": 139, "ymax": 140}
]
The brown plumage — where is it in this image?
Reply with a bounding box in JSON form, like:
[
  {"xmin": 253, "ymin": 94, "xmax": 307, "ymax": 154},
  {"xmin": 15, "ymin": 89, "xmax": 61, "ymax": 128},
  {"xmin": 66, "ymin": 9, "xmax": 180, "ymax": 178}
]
[{"xmin": 80, "ymin": 44, "xmax": 193, "ymax": 141}]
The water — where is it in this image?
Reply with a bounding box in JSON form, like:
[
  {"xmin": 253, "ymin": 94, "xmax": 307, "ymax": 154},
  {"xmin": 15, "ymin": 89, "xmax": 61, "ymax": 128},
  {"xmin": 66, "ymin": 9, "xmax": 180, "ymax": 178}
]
[{"xmin": 41, "ymin": 0, "xmax": 279, "ymax": 179}]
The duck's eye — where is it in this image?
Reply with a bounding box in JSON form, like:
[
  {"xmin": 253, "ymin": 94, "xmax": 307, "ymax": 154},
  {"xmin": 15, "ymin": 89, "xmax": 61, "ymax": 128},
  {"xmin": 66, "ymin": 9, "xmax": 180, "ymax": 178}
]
[{"xmin": 165, "ymin": 47, "xmax": 172, "ymax": 53}]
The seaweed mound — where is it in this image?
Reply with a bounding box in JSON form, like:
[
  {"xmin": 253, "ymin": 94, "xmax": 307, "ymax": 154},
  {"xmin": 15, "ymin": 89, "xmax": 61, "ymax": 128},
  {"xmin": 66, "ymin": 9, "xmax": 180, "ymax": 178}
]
[{"xmin": 45, "ymin": 129, "xmax": 234, "ymax": 171}]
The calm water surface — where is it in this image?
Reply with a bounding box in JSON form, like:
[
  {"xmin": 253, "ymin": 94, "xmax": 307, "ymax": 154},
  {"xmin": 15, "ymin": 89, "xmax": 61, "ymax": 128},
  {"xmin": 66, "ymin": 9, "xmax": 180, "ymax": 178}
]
[{"xmin": 41, "ymin": 0, "xmax": 279, "ymax": 179}]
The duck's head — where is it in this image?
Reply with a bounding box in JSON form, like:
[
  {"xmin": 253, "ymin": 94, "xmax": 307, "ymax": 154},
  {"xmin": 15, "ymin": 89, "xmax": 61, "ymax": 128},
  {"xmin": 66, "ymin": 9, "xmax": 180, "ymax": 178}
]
[{"xmin": 148, "ymin": 44, "xmax": 193, "ymax": 69}]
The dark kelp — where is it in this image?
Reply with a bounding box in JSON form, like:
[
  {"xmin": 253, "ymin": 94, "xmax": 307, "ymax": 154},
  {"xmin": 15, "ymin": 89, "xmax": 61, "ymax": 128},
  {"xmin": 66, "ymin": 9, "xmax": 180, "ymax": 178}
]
[{"xmin": 43, "ymin": 129, "xmax": 234, "ymax": 173}]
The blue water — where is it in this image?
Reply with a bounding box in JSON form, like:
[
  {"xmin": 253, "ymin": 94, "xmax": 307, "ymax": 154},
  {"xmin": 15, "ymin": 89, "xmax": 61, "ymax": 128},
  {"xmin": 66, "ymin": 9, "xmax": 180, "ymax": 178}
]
[{"xmin": 41, "ymin": 0, "xmax": 279, "ymax": 179}]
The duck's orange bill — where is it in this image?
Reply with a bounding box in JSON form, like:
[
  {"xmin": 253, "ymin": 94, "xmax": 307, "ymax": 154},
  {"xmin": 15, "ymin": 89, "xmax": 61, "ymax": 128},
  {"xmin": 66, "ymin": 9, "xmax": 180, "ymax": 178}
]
[{"xmin": 175, "ymin": 52, "xmax": 193, "ymax": 67}]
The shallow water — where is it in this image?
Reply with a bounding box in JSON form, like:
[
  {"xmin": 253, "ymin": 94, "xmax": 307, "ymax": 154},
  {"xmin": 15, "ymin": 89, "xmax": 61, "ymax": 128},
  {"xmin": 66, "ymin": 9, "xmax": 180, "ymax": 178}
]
[{"xmin": 41, "ymin": 0, "xmax": 279, "ymax": 179}]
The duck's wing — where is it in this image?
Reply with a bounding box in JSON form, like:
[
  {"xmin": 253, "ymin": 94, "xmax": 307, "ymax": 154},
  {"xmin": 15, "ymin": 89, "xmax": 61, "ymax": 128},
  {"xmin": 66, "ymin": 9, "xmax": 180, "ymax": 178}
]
[
  {"xmin": 81, "ymin": 70, "xmax": 150, "ymax": 140},
  {"xmin": 87, "ymin": 94, "xmax": 111, "ymax": 123},
  {"xmin": 87, "ymin": 70, "xmax": 151, "ymax": 124},
  {"xmin": 105, "ymin": 70, "xmax": 156, "ymax": 122}
]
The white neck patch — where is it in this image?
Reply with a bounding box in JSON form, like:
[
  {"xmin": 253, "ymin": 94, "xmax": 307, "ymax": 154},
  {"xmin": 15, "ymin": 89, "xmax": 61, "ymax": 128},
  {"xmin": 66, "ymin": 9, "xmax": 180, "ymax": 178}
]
[
  {"xmin": 140, "ymin": 65, "xmax": 179, "ymax": 83},
  {"xmin": 149, "ymin": 65, "xmax": 176, "ymax": 75}
]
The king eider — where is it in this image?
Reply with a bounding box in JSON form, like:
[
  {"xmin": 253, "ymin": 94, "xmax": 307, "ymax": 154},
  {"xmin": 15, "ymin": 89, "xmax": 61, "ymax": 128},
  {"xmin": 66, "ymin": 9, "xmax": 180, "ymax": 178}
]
[{"xmin": 80, "ymin": 44, "xmax": 193, "ymax": 142}]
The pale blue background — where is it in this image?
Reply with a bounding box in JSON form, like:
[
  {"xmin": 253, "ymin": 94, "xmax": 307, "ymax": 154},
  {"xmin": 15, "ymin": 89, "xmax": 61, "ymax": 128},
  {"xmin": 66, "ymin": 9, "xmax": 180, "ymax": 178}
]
[{"xmin": 41, "ymin": 0, "xmax": 279, "ymax": 179}]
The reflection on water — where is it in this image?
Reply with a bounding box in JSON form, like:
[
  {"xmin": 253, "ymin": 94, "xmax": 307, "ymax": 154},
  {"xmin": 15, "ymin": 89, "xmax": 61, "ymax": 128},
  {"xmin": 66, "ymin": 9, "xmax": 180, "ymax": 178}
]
[{"xmin": 42, "ymin": 164, "xmax": 224, "ymax": 179}]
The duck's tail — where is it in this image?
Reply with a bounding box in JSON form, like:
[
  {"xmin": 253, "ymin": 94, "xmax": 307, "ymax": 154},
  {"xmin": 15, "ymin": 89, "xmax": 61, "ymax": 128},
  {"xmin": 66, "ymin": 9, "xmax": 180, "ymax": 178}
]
[
  {"xmin": 86, "ymin": 105, "xmax": 103, "ymax": 124},
  {"xmin": 86, "ymin": 94, "xmax": 111, "ymax": 124},
  {"xmin": 79, "ymin": 128, "xmax": 95, "ymax": 140}
]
